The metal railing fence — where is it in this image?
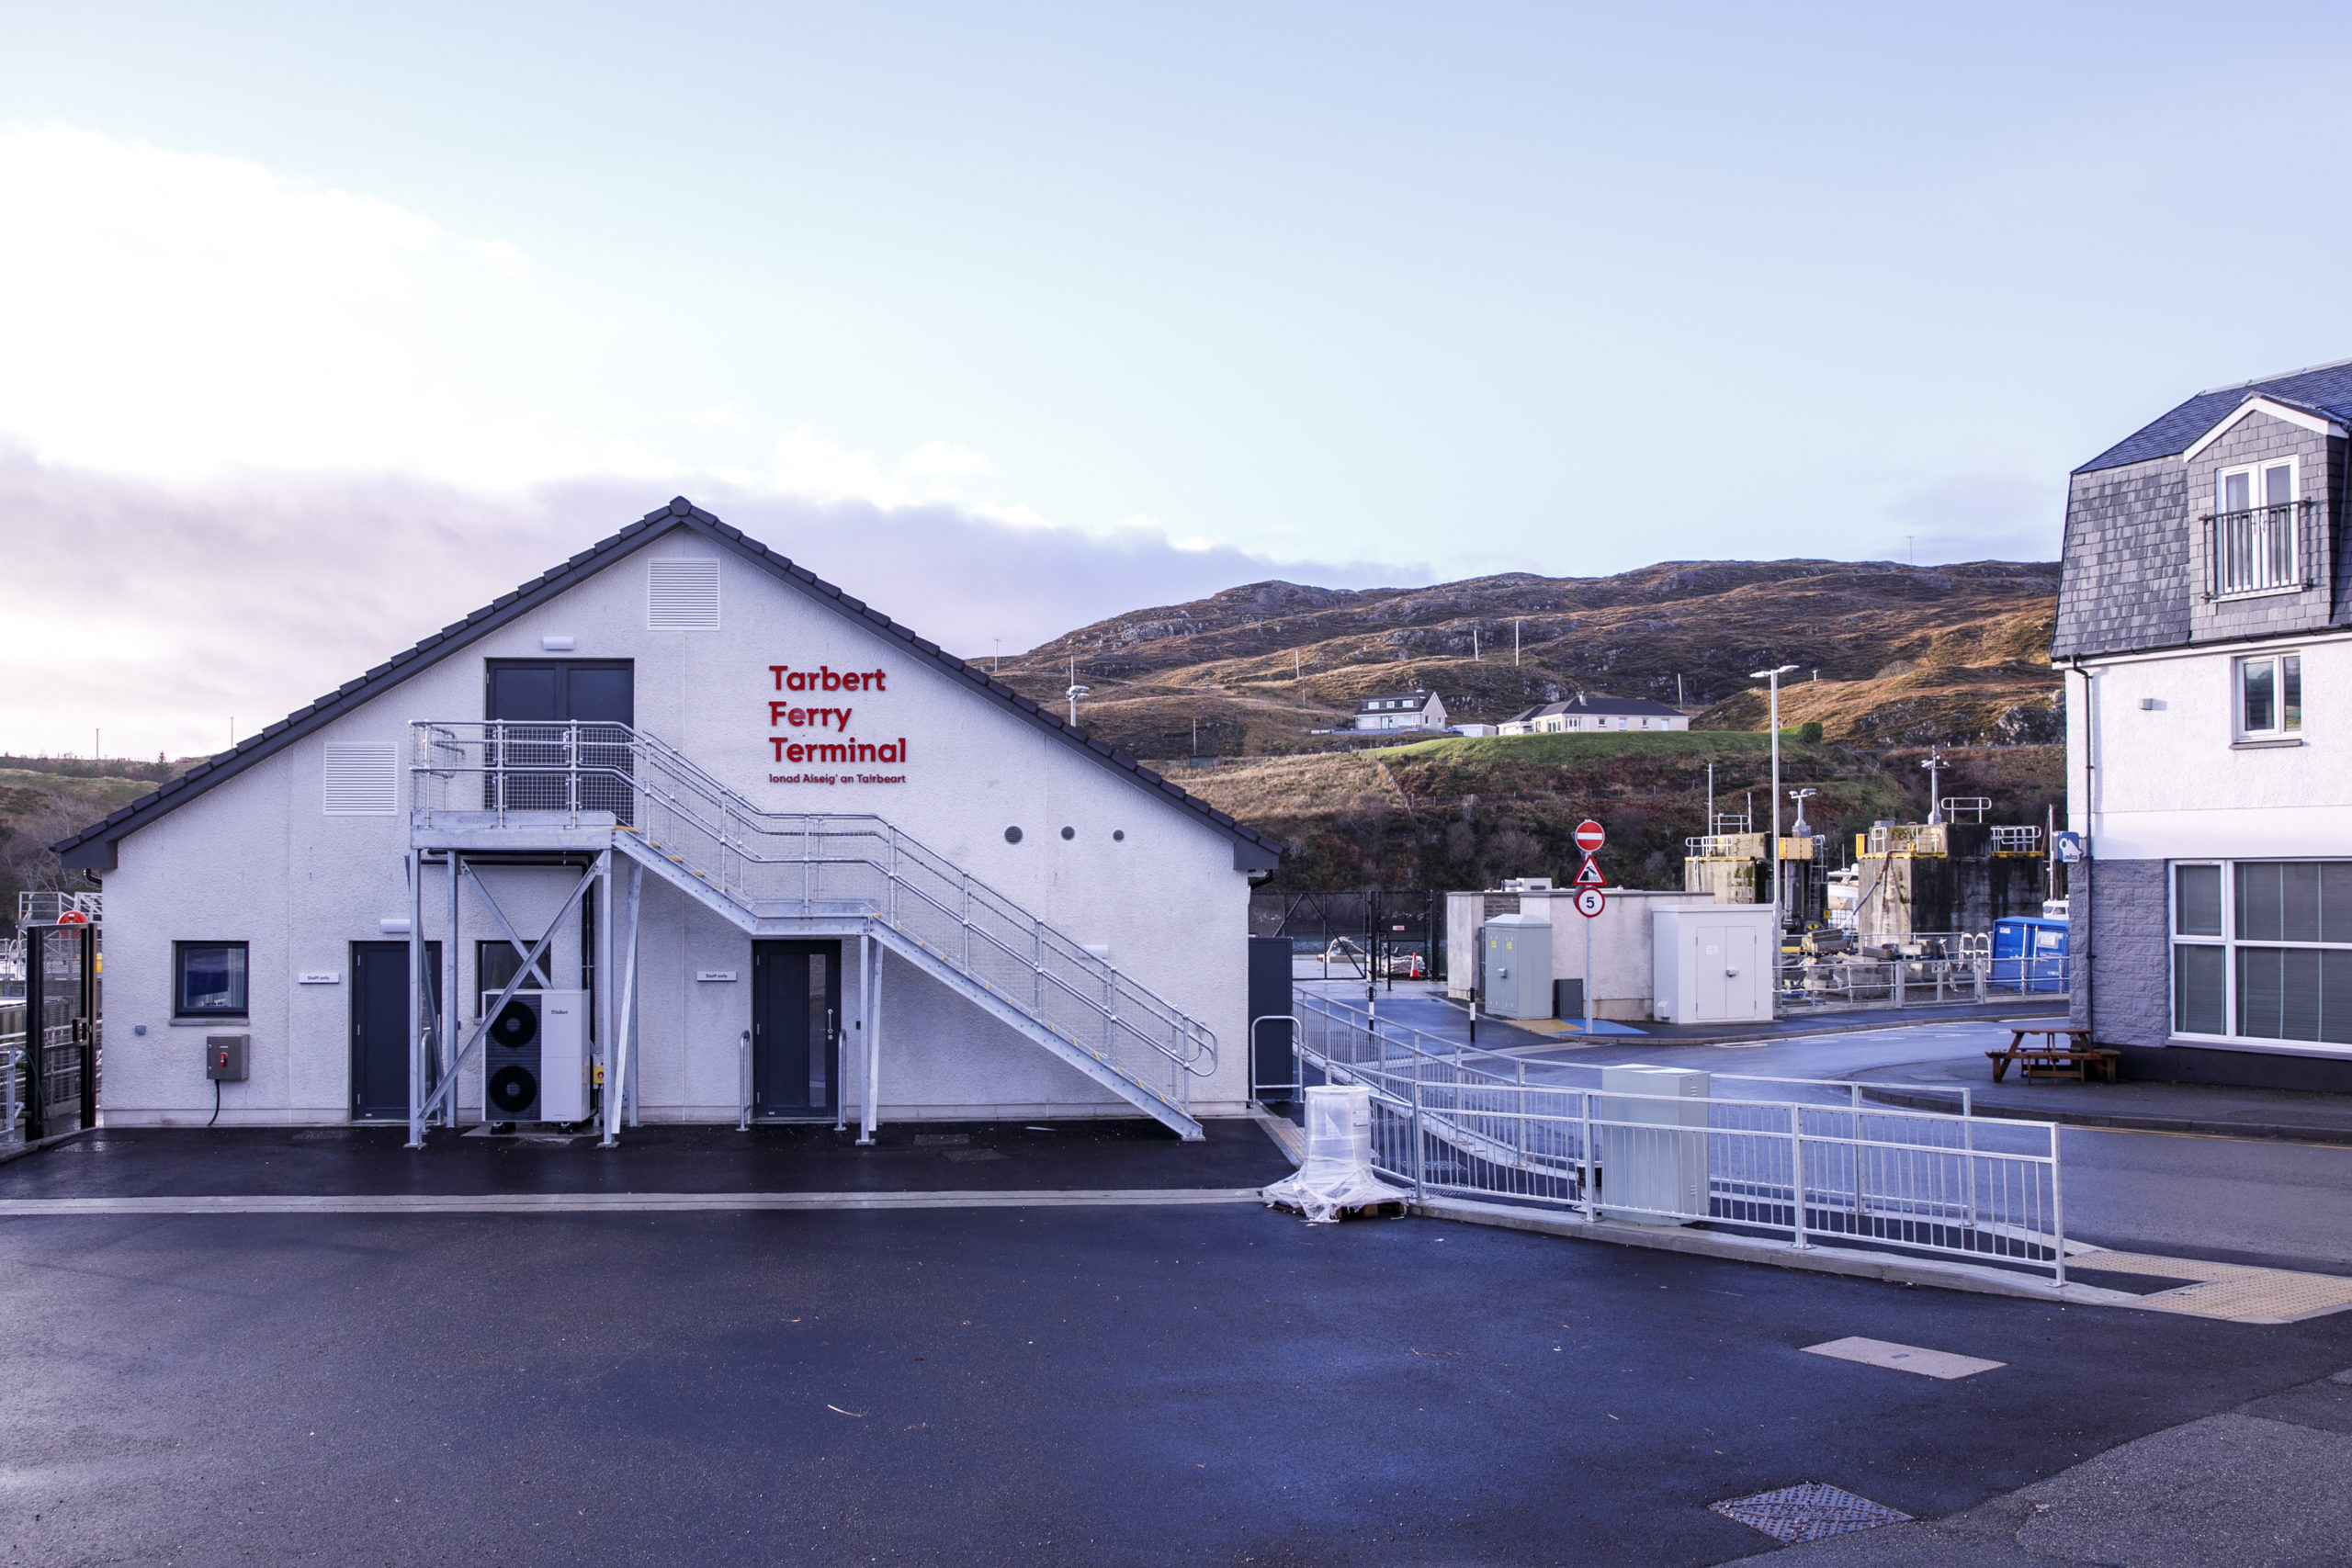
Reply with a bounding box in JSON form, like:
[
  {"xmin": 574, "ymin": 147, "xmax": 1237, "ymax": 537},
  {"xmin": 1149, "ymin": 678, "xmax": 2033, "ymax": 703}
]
[
  {"xmin": 1288, "ymin": 995, "xmax": 2064, "ymax": 1281},
  {"xmin": 411, "ymin": 721, "xmax": 1215, "ymax": 1112},
  {"xmin": 2203, "ymin": 498, "xmax": 2316, "ymax": 598}
]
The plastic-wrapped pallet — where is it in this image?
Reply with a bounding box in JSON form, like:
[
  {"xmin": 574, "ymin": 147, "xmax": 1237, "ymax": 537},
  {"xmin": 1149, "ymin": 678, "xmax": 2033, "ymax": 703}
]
[{"xmin": 1262, "ymin": 1085, "xmax": 1410, "ymax": 1223}]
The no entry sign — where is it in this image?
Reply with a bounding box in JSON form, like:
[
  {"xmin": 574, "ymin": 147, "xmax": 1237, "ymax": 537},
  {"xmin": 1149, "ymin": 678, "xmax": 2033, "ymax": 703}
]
[
  {"xmin": 1574, "ymin": 819, "xmax": 1605, "ymax": 854},
  {"xmin": 1574, "ymin": 886, "xmax": 1606, "ymax": 918}
]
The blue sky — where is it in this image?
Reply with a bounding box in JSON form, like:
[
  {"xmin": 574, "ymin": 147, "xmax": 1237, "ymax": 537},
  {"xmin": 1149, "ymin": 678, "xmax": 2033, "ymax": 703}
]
[{"xmin": 8, "ymin": 3, "xmax": 2352, "ymax": 754}]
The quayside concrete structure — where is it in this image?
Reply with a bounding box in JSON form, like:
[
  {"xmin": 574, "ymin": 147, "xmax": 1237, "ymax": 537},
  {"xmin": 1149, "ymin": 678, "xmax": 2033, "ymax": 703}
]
[{"xmin": 55, "ymin": 498, "xmax": 1280, "ymax": 1141}]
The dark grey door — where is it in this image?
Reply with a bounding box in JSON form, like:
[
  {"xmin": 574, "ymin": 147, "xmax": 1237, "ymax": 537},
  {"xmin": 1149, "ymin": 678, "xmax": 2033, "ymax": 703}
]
[
  {"xmin": 351, "ymin": 942, "xmax": 441, "ymax": 1122},
  {"xmin": 752, "ymin": 942, "xmax": 840, "ymax": 1119},
  {"xmin": 484, "ymin": 660, "xmax": 634, "ymax": 816}
]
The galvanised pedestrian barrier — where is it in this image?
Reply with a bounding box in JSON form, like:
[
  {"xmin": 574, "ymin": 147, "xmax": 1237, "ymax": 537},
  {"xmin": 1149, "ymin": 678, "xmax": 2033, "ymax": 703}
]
[{"xmin": 1291, "ymin": 995, "xmax": 2065, "ymax": 1283}]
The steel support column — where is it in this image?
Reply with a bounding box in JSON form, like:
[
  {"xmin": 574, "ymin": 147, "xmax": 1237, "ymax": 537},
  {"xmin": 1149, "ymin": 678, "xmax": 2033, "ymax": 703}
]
[
  {"xmin": 859, "ymin": 931, "xmax": 883, "ymax": 1145},
  {"xmin": 602, "ymin": 858, "xmax": 642, "ymax": 1147},
  {"xmin": 597, "ymin": 852, "xmax": 614, "ymax": 1134},
  {"xmin": 405, "ymin": 853, "xmax": 424, "ymax": 1148},
  {"xmin": 443, "ymin": 853, "xmax": 461, "ymax": 1127}
]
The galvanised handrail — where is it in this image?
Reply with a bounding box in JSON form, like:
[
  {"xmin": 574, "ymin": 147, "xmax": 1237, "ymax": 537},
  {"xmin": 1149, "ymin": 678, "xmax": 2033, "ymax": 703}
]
[
  {"xmin": 410, "ymin": 722, "xmax": 1216, "ymax": 1102},
  {"xmin": 1294, "ymin": 994, "xmax": 2063, "ymax": 1280},
  {"xmin": 1295, "ymin": 993, "xmax": 1975, "ymax": 1114}
]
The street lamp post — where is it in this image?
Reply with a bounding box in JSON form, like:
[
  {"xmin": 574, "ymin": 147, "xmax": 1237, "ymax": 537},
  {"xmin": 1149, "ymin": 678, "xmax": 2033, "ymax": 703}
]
[
  {"xmin": 1921, "ymin": 745, "xmax": 1948, "ymax": 826},
  {"xmin": 1749, "ymin": 663, "xmax": 1800, "ymax": 928}
]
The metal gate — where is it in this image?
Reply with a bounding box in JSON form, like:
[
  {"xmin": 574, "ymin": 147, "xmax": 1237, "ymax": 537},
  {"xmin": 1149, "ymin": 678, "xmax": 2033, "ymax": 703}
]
[
  {"xmin": 7, "ymin": 921, "xmax": 98, "ymax": 1145},
  {"xmin": 1249, "ymin": 890, "xmax": 1437, "ymax": 982}
]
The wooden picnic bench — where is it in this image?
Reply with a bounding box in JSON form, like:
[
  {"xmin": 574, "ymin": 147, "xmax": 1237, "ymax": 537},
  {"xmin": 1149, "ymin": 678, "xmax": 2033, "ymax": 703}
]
[{"xmin": 1987, "ymin": 1025, "xmax": 2120, "ymax": 1083}]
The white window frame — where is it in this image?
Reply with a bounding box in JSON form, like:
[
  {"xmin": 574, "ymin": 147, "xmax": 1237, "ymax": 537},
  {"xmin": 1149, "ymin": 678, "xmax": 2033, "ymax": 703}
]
[
  {"xmin": 2233, "ymin": 650, "xmax": 2303, "ymax": 739},
  {"xmin": 2168, "ymin": 858, "xmax": 2352, "ymax": 1054},
  {"xmin": 2213, "ymin": 456, "xmax": 2301, "ymax": 597}
]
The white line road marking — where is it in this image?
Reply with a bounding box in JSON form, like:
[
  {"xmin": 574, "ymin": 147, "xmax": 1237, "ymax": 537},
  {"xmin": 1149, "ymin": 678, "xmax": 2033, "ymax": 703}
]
[
  {"xmin": 1803, "ymin": 1336, "xmax": 2006, "ymax": 1380},
  {"xmin": 0, "ymin": 1187, "xmax": 1270, "ymax": 1217}
]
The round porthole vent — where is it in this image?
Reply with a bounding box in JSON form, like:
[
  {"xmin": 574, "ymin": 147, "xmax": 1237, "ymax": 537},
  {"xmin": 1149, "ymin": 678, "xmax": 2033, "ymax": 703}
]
[
  {"xmin": 1004, "ymin": 826, "xmax": 1023, "ymax": 844},
  {"xmin": 1060, "ymin": 826, "xmax": 1075, "ymax": 840},
  {"xmin": 1113, "ymin": 829, "xmax": 1125, "ymax": 841}
]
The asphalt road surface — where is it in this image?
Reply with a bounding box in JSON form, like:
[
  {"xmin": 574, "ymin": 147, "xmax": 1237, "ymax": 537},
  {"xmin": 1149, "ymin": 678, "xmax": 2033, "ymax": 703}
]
[{"xmin": 6, "ymin": 1191, "xmax": 2351, "ymax": 1566}]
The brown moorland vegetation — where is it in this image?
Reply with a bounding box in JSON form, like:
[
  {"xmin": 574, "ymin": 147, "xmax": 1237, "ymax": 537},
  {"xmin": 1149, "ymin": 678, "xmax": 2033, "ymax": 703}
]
[{"xmin": 988, "ymin": 557, "xmax": 2062, "ymax": 754}]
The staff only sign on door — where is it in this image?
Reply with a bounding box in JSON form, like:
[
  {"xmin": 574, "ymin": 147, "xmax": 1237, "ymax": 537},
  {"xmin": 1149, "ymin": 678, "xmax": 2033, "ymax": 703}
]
[{"xmin": 765, "ymin": 662, "xmax": 909, "ymax": 786}]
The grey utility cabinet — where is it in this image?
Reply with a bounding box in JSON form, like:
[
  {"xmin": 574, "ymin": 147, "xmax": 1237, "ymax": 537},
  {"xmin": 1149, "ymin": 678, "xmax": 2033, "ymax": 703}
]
[{"xmin": 1480, "ymin": 913, "xmax": 1554, "ymax": 1019}]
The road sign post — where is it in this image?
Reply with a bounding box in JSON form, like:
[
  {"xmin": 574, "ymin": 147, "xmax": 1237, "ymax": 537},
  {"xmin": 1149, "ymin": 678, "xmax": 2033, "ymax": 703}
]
[{"xmin": 1571, "ymin": 823, "xmax": 1606, "ymax": 1036}]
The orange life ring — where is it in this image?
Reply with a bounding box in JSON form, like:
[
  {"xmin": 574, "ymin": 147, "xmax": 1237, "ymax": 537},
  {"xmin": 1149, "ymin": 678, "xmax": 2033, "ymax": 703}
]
[{"xmin": 55, "ymin": 908, "xmax": 90, "ymax": 925}]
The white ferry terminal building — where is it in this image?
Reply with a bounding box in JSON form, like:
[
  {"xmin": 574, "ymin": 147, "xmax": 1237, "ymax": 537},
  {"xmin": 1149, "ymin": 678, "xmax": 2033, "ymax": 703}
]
[{"xmin": 55, "ymin": 499, "xmax": 1279, "ymax": 1143}]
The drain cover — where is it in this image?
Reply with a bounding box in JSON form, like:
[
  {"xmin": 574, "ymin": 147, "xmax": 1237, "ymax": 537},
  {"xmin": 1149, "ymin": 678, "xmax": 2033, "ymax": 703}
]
[
  {"xmin": 913, "ymin": 1134, "xmax": 971, "ymax": 1146},
  {"xmin": 1711, "ymin": 1483, "xmax": 1910, "ymax": 1543},
  {"xmin": 942, "ymin": 1148, "xmax": 1006, "ymax": 1163}
]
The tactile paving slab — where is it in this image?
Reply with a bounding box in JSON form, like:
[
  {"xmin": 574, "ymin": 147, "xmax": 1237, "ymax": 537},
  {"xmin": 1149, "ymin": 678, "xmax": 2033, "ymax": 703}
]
[
  {"xmin": 1711, "ymin": 1483, "xmax": 1912, "ymax": 1543},
  {"xmin": 2073, "ymin": 1250, "xmax": 2352, "ymax": 1324}
]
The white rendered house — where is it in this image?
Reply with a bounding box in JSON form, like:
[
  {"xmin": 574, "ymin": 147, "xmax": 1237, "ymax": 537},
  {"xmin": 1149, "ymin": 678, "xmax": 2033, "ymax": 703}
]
[
  {"xmin": 57, "ymin": 500, "xmax": 1280, "ymax": 1139},
  {"xmin": 2059, "ymin": 363, "xmax": 2352, "ymax": 1089},
  {"xmin": 1498, "ymin": 695, "xmax": 1689, "ymax": 736},
  {"xmin": 1353, "ymin": 691, "xmax": 1448, "ymax": 733}
]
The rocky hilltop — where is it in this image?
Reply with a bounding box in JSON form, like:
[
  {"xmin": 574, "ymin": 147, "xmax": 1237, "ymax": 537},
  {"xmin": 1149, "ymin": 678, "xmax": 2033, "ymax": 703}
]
[{"xmin": 988, "ymin": 558, "xmax": 2062, "ymax": 761}]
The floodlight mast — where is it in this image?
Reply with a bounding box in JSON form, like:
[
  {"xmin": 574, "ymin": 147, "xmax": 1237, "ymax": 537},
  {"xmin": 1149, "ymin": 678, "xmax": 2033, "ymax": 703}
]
[{"xmin": 1749, "ymin": 664, "xmax": 1801, "ymax": 929}]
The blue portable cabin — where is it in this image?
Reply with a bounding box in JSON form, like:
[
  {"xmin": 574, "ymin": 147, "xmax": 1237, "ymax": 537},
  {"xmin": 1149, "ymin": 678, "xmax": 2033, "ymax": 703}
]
[{"xmin": 1991, "ymin": 916, "xmax": 2069, "ymax": 993}]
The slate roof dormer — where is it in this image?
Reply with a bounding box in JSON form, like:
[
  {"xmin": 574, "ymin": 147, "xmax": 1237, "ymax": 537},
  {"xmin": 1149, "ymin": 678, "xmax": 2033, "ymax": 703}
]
[{"xmin": 2075, "ymin": 357, "xmax": 2352, "ymax": 474}]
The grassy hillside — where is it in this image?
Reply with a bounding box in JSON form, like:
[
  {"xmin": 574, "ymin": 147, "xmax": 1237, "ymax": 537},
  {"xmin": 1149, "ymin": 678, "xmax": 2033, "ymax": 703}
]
[{"xmin": 1, "ymin": 762, "xmax": 192, "ymax": 931}]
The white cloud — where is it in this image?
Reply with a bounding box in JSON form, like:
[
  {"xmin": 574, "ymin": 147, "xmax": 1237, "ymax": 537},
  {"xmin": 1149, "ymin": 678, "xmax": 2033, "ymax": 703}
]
[
  {"xmin": 0, "ymin": 126, "xmax": 1094, "ymax": 535},
  {"xmin": 0, "ymin": 451, "xmax": 1418, "ymax": 761},
  {"xmin": 0, "ymin": 124, "xmax": 596, "ymax": 484}
]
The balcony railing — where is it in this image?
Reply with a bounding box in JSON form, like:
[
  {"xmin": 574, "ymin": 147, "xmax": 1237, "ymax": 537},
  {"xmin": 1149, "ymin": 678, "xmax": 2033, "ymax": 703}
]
[{"xmin": 2204, "ymin": 499, "xmax": 2317, "ymax": 599}]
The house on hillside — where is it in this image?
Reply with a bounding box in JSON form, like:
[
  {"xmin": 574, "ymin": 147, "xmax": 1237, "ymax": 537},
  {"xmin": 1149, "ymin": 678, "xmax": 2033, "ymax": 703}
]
[
  {"xmin": 1354, "ymin": 691, "xmax": 1449, "ymax": 733},
  {"xmin": 1498, "ymin": 694, "xmax": 1689, "ymax": 736},
  {"xmin": 2058, "ymin": 357, "xmax": 2352, "ymax": 1090}
]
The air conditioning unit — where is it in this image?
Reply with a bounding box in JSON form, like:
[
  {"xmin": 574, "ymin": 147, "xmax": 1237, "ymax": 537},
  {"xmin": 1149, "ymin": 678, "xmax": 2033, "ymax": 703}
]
[
  {"xmin": 483, "ymin": 989, "xmax": 588, "ymax": 1123},
  {"xmin": 1500, "ymin": 877, "xmax": 1554, "ymax": 892}
]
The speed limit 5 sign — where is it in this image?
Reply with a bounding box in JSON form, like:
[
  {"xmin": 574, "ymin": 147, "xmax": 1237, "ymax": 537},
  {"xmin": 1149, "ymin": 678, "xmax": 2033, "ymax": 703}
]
[{"xmin": 1574, "ymin": 886, "xmax": 1606, "ymax": 919}]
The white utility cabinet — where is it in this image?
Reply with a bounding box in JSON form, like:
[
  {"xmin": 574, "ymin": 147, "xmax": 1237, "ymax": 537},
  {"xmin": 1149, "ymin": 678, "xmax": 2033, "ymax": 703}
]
[
  {"xmin": 1598, "ymin": 1065, "xmax": 1710, "ymax": 1224},
  {"xmin": 1651, "ymin": 906, "xmax": 1775, "ymax": 1024},
  {"xmin": 1480, "ymin": 914, "xmax": 1554, "ymax": 1019}
]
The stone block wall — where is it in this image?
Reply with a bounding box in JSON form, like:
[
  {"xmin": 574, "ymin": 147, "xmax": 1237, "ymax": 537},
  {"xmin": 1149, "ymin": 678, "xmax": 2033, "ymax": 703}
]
[{"xmin": 2075, "ymin": 857, "xmax": 2168, "ymax": 1047}]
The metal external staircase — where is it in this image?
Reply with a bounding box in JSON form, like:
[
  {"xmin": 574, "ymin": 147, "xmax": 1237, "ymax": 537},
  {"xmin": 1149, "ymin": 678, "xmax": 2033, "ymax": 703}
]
[{"xmin": 409, "ymin": 722, "xmax": 1217, "ymax": 1137}]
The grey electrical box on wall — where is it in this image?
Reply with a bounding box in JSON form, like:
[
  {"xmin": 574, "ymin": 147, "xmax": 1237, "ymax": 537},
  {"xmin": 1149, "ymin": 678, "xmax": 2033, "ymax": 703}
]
[{"xmin": 205, "ymin": 1035, "xmax": 249, "ymax": 1081}]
